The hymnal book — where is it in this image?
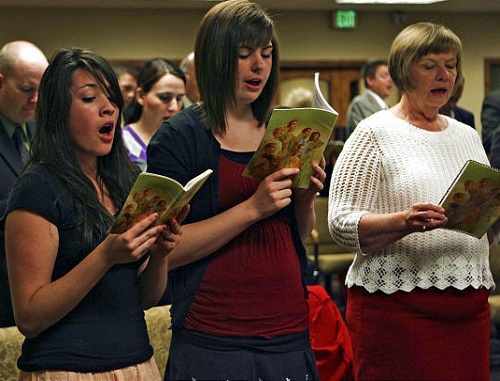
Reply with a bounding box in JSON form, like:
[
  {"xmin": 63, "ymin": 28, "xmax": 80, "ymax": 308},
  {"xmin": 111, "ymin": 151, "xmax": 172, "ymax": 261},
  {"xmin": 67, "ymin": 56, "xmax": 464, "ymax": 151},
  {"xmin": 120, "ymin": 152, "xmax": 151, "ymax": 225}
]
[
  {"xmin": 243, "ymin": 72, "xmax": 338, "ymax": 189},
  {"xmin": 109, "ymin": 169, "xmax": 213, "ymax": 234},
  {"xmin": 439, "ymin": 160, "xmax": 500, "ymax": 238}
]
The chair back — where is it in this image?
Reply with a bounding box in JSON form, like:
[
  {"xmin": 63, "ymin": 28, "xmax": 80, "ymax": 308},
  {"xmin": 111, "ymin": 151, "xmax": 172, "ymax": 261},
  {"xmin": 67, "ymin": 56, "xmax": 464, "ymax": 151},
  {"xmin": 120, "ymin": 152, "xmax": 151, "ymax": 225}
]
[
  {"xmin": 313, "ymin": 197, "xmax": 350, "ymax": 254},
  {"xmin": 490, "ymin": 243, "xmax": 500, "ymax": 296}
]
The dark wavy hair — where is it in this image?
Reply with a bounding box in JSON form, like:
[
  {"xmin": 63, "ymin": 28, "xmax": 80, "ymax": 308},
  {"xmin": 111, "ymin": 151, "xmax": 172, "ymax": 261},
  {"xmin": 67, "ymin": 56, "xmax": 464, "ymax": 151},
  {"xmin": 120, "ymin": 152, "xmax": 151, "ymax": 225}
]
[
  {"xmin": 125, "ymin": 57, "xmax": 186, "ymax": 124},
  {"xmin": 31, "ymin": 47, "xmax": 139, "ymax": 252},
  {"xmin": 195, "ymin": 0, "xmax": 280, "ymax": 134}
]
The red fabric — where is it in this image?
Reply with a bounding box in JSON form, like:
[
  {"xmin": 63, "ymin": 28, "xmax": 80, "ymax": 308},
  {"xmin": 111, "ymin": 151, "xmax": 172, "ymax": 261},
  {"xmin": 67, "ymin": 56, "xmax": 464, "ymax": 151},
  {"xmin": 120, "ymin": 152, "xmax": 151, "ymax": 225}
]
[
  {"xmin": 307, "ymin": 285, "xmax": 354, "ymax": 381},
  {"xmin": 184, "ymin": 155, "xmax": 309, "ymax": 338},
  {"xmin": 347, "ymin": 286, "xmax": 490, "ymax": 381}
]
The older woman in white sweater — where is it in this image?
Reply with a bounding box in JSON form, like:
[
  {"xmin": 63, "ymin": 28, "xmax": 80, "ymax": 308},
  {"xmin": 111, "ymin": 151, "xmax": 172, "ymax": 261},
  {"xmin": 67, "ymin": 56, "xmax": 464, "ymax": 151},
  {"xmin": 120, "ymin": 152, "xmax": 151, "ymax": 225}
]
[{"xmin": 329, "ymin": 22, "xmax": 493, "ymax": 380}]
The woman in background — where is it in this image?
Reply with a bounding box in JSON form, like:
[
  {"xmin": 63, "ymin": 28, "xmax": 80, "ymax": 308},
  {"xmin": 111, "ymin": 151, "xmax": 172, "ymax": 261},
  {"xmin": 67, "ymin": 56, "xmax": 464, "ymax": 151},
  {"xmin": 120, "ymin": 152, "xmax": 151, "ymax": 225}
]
[
  {"xmin": 123, "ymin": 58, "xmax": 185, "ymax": 171},
  {"xmin": 147, "ymin": 0, "xmax": 324, "ymax": 379},
  {"xmin": 328, "ymin": 22, "xmax": 493, "ymax": 380},
  {"xmin": 4, "ymin": 48, "xmax": 186, "ymax": 381}
]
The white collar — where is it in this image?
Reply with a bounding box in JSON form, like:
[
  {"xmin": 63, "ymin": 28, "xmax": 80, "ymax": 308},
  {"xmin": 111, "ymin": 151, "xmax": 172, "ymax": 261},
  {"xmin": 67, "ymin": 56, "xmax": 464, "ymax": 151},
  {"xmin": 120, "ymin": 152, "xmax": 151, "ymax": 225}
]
[{"xmin": 366, "ymin": 89, "xmax": 388, "ymax": 110}]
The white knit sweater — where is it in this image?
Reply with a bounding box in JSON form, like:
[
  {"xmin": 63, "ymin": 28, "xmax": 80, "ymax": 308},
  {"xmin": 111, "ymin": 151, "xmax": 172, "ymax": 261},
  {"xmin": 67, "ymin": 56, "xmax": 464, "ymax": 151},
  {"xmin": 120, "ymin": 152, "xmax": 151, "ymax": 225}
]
[{"xmin": 328, "ymin": 110, "xmax": 494, "ymax": 294}]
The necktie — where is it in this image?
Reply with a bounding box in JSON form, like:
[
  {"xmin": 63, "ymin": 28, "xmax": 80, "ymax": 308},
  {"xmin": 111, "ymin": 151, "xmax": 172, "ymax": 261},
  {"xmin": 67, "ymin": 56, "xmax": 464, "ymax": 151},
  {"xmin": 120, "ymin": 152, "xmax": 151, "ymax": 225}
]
[{"xmin": 13, "ymin": 125, "xmax": 29, "ymax": 163}]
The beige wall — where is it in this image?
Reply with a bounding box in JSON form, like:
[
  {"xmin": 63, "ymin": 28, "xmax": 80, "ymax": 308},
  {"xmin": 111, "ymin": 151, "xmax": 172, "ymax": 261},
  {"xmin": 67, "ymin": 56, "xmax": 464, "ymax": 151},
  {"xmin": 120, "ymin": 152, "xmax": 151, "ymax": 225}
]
[{"xmin": 1, "ymin": 7, "xmax": 499, "ymax": 135}]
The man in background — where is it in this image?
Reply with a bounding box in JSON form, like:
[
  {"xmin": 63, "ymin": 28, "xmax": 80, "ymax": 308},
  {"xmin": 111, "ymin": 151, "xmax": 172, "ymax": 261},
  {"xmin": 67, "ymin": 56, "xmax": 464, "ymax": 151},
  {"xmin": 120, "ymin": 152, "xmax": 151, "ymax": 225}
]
[
  {"xmin": 345, "ymin": 59, "xmax": 393, "ymax": 138},
  {"xmin": 113, "ymin": 63, "xmax": 138, "ymax": 125},
  {"xmin": 490, "ymin": 127, "xmax": 500, "ymax": 169},
  {"xmin": 0, "ymin": 40, "xmax": 48, "ymax": 327},
  {"xmin": 179, "ymin": 52, "xmax": 199, "ymax": 107},
  {"xmin": 440, "ymin": 81, "xmax": 475, "ymax": 128},
  {"xmin": 481, "ymin": 87, "xmax": 500, "ymax": 156},
  {"xmin": 113, "ymin": 63, "xmax": 138, "ymax": 110}
]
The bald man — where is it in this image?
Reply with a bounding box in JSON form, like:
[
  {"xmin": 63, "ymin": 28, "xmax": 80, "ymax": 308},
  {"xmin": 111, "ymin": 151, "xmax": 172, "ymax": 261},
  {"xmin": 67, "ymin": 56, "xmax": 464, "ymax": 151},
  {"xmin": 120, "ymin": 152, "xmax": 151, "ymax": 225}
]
[
  {"xmin": 180, "ymin": 52, "xmax": 200, "ymax": 107},
  {"xmin": 0, "ymin": 40, "xmax": 48, "ymax": 327},
  {"xmin": 0, "ymin": 40, "xmax": 48, "ymax": 205}
]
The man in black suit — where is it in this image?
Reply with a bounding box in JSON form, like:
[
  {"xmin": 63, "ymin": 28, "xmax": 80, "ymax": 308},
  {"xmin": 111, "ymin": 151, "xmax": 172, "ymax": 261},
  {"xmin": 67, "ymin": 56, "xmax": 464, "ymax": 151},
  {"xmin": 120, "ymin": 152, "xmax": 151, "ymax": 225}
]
[
  {"xmin": 481, "ymin": 88, "xmax": 500, "ymax": 156},
  {"xmin": 490, "ymin": 127, "xmax": 500, "ymax": 169},
  {"xmin": 451, "ymin": 105, "xmax": 475, "ymax": 128},
  {"xmin": 179, "ymin": 52, "xmax": 200, "ymax": 108},
  {"xmin": 440, "ymin": 81, "xmax": 475, "ymax": 129},
  {"xmin": 0, "ymin": 40, "xmax": 48, "ymax": 327}
]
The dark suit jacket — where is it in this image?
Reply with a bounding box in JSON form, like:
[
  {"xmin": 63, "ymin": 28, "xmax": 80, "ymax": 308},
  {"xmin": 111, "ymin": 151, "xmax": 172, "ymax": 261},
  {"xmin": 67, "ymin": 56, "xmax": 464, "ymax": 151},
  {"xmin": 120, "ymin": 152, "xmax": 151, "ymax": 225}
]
[
  {"xmin": 0, "ymin": 119, "xmax": 36, "ymax": 327},
  {"xmin": 491, "ymin": 127, "xmax": 500, "ymax": 169},
  {"xmin": 0, "ymin": 119, "xmax": 35, "ymax": 210},
  {"xmin": 481, "ymin": 89, "xmax": 500, "ymax": 155},
  {"xmin": 452, "ymin": 106, "xmax": 475, "ymax": 129}
]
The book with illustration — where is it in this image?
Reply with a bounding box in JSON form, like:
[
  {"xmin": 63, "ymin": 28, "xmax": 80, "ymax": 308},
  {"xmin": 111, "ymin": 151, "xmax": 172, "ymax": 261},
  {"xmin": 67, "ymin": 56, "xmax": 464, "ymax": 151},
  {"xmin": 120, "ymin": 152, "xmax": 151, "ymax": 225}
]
[
  {"xmin": 109, "ymin": 169, "xmax": 213, "ymax": 234},
  {"xmin": 243, "ymin": 72, "xmax": 338, "ymax": 188},
  {"xmin": 439, "ymin": 160, "xmax": 500, "ymax": 239}
]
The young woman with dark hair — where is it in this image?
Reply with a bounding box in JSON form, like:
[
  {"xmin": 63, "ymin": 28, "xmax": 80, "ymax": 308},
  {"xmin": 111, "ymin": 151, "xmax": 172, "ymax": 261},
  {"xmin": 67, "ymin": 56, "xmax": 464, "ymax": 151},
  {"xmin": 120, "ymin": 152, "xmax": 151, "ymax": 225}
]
[
  {"xmin": 4, "ymin": 47, "xmax": 186, "ymax": 381},
  {"xmin": 148, "ymin": 1, "xmax": 325, "ymax": 379},
  {"xmin": 123, "ymin": 58, "xmax": 186, "ymax": 171}
]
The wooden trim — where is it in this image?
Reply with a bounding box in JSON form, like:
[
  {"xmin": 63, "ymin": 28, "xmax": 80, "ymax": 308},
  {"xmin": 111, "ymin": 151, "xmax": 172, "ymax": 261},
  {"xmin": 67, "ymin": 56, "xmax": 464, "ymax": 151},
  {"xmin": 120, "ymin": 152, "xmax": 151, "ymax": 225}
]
[
  {"xmin": 107, "ymin": 59, "xmax": 366, "ymax": 75},
  {"xmin": 280, "ymin": 60, "xmax": 366, "ymax": 71},
  {"xmin": 485, "ymin": 58, "xmax": 500, "ymax": 95}
]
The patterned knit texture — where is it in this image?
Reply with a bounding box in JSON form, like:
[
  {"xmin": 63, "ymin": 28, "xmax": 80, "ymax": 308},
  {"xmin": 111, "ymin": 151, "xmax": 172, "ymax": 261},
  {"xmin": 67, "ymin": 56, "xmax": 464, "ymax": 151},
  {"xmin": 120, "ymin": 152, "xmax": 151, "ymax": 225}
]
[{"xmin": 328, "ymin": 110, "xmax": 494, "ymax": 294}]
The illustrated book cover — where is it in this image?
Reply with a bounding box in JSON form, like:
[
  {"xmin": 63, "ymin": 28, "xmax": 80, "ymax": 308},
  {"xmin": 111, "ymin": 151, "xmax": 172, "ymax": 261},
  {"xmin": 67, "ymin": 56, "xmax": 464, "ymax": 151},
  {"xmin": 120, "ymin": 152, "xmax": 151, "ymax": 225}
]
[
  {"xmin": 243, "ymin": 72, "xmax": 338, "ymax": 189},
  {"xmin": 439, "ymin": 160, "xmax": 500, "ymax": 239},
  {"xmin": 109, "ymin": 169, "xmax": 213, "ymax": 234}
]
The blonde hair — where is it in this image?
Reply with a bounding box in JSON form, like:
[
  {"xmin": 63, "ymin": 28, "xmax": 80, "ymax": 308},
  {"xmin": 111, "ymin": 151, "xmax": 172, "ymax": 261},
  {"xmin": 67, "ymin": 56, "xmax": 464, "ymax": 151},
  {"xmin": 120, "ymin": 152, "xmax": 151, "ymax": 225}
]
[
  {"xmin": 388, "ymin": 22, "xmax": 463, "ymax": 94},
  {"xmin": 283, "ymin": 87, "xmax": 313, "ymax": 108}
]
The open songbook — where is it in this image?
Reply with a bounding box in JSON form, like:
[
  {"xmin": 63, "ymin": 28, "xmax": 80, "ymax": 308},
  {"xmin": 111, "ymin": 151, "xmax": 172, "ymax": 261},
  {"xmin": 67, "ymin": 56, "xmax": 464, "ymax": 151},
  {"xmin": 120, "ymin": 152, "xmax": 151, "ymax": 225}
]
[
  {"xmin": 243, "ymin": 72, "xmax": 338, "ymax": 188},
  {"xmin": 109, "ymin": 169, "xmax": 213, "ymax": 233},
  {"xmin": 439, "ymin": 160, "xmax": 500, "ymax": 239}
]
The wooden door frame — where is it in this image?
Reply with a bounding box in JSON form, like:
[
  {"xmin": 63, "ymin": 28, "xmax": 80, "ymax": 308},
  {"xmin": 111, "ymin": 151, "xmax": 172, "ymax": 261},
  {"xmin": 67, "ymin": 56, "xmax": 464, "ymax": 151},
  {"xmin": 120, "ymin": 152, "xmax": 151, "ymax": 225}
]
[
  {"xmin": 280, "ymin": 60, "xmax": 366, "ymax": 71},
  {"xmin": 279, "ymin": 60, "xmax": 366, "ymax": 140},
  {"xmin": 485, "ymin": 58, "xmax": 500, "ymax": 94}
]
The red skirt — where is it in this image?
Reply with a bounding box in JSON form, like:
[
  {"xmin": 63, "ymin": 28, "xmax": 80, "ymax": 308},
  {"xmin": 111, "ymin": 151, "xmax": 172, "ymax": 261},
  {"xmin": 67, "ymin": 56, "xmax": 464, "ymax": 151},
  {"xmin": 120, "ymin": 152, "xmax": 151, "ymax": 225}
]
[{"xmin": 347, "ymin": 285, "xmax": 490, "ymax": 381}]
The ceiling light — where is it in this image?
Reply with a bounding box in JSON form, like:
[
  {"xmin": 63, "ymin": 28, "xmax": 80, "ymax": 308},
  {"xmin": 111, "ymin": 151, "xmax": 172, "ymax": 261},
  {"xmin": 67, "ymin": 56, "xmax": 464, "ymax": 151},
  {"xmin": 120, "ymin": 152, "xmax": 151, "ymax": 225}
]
[{"xmin": 335, "ymin": 0, "xmax": 447, "ymax": 4}]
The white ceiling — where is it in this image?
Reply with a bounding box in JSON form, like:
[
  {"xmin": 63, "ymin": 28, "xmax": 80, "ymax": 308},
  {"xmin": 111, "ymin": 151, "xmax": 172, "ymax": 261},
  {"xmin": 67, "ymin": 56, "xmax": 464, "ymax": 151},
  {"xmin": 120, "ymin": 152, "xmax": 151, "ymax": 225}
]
[{"xmin": 0, "ymin": 0, "xmax": 498, "ymax": 13}]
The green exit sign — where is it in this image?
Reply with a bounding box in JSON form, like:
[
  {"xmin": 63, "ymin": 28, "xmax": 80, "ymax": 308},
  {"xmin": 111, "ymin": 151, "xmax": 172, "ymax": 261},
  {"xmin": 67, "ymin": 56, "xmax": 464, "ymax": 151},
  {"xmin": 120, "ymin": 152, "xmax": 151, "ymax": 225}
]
[{"xmin": 332, "ymin": 10, "xmax": 357, "ymax": 29}]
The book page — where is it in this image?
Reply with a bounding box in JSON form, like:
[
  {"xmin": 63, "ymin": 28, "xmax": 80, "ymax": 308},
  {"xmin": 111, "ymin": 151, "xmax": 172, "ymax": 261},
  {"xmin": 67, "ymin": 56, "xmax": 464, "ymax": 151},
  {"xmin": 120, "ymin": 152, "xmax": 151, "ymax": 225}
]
[
  {"xmin": 184, "ymin": 169, "xmax": 213, "ymax": 192},
  {"xmin": 439, "ymin": 160, "xmax": 500, "ymax": 238},
  {"xmin": 167, "ymin": 169, "xmax": 213, "ymax": 222},
  {"xmin": 312, "ymin": 72, "xmax": 338, "ymax": 114}
]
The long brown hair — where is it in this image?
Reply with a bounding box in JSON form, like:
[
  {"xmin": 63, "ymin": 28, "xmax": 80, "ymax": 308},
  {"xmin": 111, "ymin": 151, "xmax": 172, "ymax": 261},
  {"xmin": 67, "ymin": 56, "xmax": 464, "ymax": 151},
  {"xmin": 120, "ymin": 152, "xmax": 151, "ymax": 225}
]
[{"xmin": 195, "ymin": 0, "xmax": 280, "ymax": 134}]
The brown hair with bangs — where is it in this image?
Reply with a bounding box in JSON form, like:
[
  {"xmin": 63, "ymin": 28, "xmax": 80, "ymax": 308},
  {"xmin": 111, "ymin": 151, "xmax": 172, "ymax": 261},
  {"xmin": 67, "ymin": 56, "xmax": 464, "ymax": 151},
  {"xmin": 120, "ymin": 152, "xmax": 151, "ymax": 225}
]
[
  {"xmin": 194, "ymin": 0, "xmax": 280, "ymax": 134},
  {"xmin": 388, "ymin": 22, "xmax": 463, "ymax": 94}
]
